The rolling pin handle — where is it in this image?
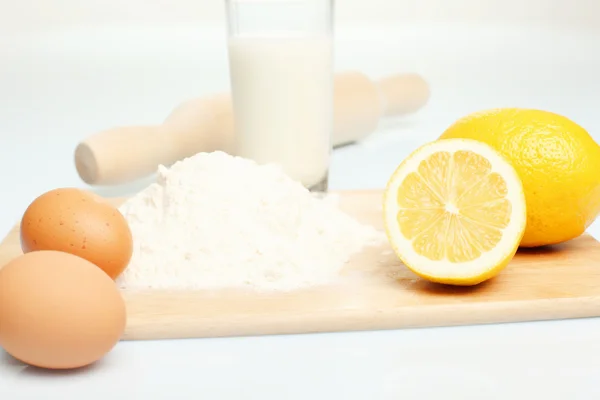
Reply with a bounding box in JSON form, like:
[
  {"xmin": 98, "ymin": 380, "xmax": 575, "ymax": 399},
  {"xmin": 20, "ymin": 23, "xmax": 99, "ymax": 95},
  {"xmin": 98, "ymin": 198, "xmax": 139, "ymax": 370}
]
[
  {"xmin": 377, "ymin": 73, "xmax": 430, "ymax": 117},
  {"xmin": 75, "ymin": 126, "xmax": 170, "ymax": 186}
]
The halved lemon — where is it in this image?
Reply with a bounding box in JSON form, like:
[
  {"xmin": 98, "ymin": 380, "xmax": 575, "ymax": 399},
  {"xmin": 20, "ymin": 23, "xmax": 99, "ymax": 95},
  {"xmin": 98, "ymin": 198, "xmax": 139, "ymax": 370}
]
[{"xmin": 383, "ymin": 138, "xmax": 527, "ymax": 286}]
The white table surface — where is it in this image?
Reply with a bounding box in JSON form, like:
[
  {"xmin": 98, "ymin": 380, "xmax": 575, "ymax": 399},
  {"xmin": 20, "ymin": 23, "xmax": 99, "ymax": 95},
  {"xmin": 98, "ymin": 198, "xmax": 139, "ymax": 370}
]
[{"xmin": 1, "ymin": 22, "xmax": 600, "ymax": 399}]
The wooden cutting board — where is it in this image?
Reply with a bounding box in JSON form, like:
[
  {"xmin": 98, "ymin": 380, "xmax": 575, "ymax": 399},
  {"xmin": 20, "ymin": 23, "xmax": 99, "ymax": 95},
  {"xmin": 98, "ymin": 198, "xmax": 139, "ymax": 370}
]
[{"xmin": 1, "ymin": 190, "xmax": 600, "ymax": 341}]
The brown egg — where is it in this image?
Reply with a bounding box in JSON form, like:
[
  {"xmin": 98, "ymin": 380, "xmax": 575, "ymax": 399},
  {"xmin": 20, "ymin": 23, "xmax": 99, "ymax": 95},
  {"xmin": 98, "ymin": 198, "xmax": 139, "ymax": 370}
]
[
  {"xmin": 0, "ymin": 250, "xmax": 126, "ymax": 369},
  {"xmin": 20, "ymin": 187, "xmax": 133, "ymax": 280}
]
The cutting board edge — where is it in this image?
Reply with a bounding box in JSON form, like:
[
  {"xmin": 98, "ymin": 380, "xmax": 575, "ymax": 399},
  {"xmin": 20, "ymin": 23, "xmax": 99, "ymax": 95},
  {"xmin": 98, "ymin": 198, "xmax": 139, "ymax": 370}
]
[{"xmin": 121, "ymin": 295, "xmax": 600, "ymax": 341}]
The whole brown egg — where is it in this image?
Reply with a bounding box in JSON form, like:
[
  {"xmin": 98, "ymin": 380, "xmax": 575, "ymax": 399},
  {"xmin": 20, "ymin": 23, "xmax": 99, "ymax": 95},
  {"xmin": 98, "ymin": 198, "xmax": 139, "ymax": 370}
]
[
  {"xmin": 0, "ymin": 250, "xmax": 127, "ymax": 369},
  {"xmin": 20, "ymin": 188, "xmax": 133, "ymax": 280}
]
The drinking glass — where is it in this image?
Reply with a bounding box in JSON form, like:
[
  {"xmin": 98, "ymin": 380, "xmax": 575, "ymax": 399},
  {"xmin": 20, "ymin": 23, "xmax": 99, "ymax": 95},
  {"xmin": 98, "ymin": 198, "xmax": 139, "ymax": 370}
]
[{"xmin": 225, "ymin": 0, "xmax": 334, "ymax": 192}]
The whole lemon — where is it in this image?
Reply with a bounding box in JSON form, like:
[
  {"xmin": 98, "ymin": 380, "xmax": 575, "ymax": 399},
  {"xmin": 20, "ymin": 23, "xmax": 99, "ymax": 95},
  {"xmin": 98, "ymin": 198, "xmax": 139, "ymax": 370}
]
[{"xmin": 439, "ymin": 108, "xmax": 600, "ymax": 247}]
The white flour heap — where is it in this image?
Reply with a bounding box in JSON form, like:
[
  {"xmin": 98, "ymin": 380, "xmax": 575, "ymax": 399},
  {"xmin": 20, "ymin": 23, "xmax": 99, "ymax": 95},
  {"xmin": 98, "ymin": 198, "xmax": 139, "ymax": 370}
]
[{"xmin": 117, "ymin": 151, "xmax": 385, "ymax": 291}]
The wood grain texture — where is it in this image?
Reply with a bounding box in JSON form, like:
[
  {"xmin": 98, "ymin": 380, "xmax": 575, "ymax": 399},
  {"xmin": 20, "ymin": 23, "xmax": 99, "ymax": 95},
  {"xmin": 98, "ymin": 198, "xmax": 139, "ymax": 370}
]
[{"xmin": 1, "ymin": 190, "xmax": 600, "ymax": 341}]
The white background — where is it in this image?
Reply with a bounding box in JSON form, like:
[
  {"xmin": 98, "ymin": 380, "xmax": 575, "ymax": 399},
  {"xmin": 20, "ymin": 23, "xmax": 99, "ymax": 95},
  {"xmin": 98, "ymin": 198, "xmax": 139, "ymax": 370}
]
[
  {"xmin": 2, "ymin": 0, "xmax": 600, "ymax": 32},
  {"xmin": 2, "ymin": 0, "xmax": 600, "ymax": 398}
]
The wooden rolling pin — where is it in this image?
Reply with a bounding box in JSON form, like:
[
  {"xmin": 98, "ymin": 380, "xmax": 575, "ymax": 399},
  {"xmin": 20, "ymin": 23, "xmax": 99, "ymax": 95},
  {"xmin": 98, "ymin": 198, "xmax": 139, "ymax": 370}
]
[{"xmin": 75, "ymin": 71, "xmax": 430, "ymax": 186}]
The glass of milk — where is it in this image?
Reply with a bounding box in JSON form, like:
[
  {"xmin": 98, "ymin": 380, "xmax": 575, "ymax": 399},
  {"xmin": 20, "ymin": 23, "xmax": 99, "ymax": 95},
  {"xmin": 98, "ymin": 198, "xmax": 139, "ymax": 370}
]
[{"xmin": 225, "ymin": 0, "xmax": 334, "ymax": 192}]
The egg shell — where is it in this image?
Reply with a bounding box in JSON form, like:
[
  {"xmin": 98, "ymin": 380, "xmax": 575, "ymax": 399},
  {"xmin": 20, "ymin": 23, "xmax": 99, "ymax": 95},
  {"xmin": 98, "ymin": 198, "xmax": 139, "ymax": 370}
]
[
  {"xmin": 20, "ymin": 188, "xmax": 133, "ymax": 280},
  {"xmin": 0, "ymin": 250, "xmax": 127, "ymax": 370}
]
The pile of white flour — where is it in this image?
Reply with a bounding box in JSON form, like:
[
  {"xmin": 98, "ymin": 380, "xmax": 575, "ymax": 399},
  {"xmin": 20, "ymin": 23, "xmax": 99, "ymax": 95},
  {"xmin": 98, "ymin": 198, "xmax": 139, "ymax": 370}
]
[{"xmin": 117, "ymin": 151, "xmax": 385, "ymax": 291}]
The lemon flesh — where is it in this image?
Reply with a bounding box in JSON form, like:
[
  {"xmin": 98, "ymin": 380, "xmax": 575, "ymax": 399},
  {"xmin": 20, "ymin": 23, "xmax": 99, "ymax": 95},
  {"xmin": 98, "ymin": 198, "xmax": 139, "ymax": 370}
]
[{"xmin": 383, "ymin": 139, "xmax": 527, "ymax": 286}]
